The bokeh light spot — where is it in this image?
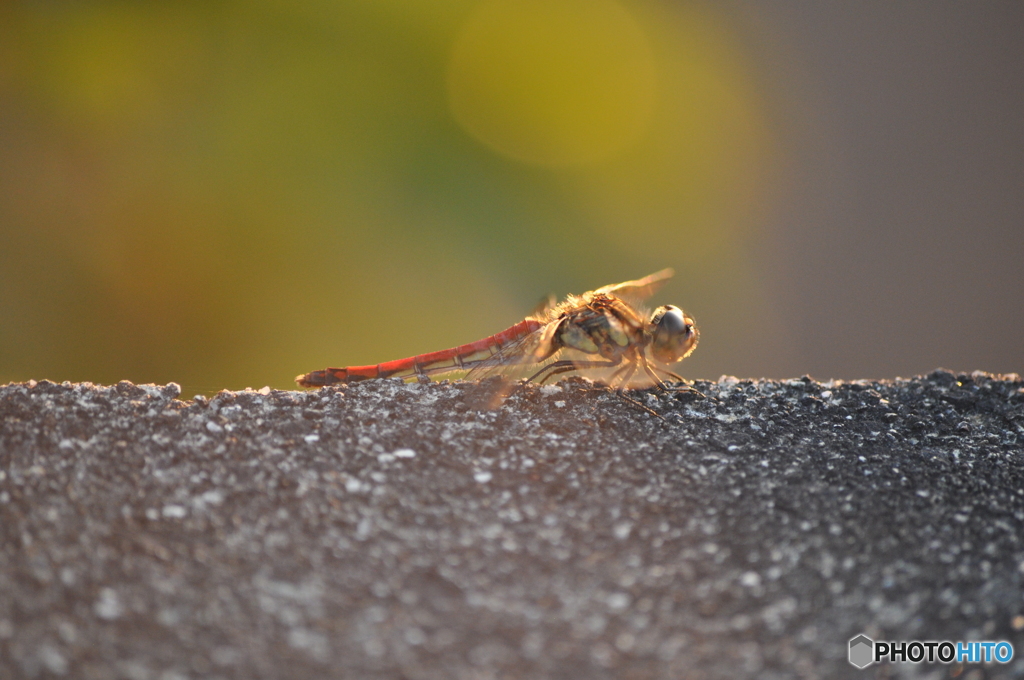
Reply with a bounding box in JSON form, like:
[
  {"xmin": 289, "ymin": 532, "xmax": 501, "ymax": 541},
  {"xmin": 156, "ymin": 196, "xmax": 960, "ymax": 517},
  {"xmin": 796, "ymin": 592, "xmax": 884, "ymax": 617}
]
[{"xmin": 447, "ymin": 0, "xmax": 657, "ymax": 166}]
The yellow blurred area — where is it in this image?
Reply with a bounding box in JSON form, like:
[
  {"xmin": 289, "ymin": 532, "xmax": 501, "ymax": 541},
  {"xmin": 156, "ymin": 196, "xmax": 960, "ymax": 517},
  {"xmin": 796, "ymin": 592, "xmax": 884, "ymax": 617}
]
[
  {"xmin": 25, "ymin": 5, "xmax": 206, "ymax": 132},
  {"xmin": 0, "ymin": 1, "xmax": 778, "ymax": 394},
  {"xmin": 448, "ymin": 0, "xmax": 657, "ymax": 166}
]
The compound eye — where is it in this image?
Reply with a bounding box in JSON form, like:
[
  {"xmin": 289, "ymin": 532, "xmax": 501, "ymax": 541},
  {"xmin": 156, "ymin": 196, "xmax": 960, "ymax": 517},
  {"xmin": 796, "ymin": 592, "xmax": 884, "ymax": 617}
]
[{"xmin": 650, "ymin": 305, "xmax": 698, "ymax": 363}]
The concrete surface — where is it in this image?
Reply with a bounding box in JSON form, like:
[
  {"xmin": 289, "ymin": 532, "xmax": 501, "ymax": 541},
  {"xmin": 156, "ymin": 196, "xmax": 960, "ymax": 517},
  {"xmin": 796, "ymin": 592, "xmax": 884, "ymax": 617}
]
[{"xmin": 1, "ymin": 370, "xmax": 1023, "ymax": 679}]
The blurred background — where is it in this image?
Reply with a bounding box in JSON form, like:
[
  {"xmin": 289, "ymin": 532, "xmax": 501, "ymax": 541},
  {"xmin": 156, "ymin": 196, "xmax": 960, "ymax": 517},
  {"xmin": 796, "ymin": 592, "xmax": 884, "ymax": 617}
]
[{"xmin": 1, "ymin": 1, "xmax": 1021, "ymax": 395}]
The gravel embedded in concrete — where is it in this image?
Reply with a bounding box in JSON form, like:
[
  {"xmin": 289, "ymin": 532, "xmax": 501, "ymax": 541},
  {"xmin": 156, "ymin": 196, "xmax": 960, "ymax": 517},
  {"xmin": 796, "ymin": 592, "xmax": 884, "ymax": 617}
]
[{"xmin": 1, "ymin": 371, "xmax": 1023, "ymax": 679}]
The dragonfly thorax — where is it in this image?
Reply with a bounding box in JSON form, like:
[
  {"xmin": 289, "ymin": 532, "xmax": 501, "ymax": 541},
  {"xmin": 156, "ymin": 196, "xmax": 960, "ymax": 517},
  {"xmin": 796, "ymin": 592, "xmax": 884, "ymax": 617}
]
[
  {"xmin": 648, "ymin": 305, "xmax": 698, "ymax": 364},
  {"xmin": 553, "ymin": 295, "xmax": 643, "ymax": 361}
]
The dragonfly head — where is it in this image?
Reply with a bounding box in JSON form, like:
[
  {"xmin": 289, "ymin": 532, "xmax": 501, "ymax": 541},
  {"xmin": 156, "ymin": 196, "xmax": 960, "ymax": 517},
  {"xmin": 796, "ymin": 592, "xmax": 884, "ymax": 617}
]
[{"xmin": 648, "ymin": 305, "xmax": 698, "ymax": 363}]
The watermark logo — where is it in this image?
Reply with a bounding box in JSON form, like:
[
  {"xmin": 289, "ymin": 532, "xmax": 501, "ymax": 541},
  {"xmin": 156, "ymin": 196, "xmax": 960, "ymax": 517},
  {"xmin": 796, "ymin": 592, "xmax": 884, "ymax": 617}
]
[
  {"xmin": 848, "ymin": 634, "xmax": 1014, "ymax": 668},
  {"xmin": 848, "ymin": 635, "xmax": 874, "ymax": 669}
]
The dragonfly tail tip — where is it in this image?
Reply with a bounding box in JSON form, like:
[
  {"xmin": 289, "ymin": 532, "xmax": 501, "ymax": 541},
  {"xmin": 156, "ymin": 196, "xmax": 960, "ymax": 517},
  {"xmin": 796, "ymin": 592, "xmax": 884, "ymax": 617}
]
[{"xmin": 296, "ymin": 369, "xmax": 341, "ymax": 388}]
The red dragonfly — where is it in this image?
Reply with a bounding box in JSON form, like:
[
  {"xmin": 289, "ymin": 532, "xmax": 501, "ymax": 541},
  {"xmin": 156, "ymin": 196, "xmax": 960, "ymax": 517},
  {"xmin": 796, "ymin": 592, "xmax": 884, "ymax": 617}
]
[{"xmin": 296, "ymin": 269, "xmax": 698, "ymax": 391}]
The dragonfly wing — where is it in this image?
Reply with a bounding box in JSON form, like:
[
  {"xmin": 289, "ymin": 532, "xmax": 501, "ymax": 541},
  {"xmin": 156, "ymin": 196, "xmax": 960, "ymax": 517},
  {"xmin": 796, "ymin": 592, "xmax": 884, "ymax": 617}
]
[
  {"xmin": 530, "ymin": 292, "xmax": 558, "ymax": 319},
  {"xmin": 462, "ymin": 321, "xmax": 553, "ymax": 381},
  {"xmin": 591, "ymin": 268, "xmax": 674, "ymax": 303}
]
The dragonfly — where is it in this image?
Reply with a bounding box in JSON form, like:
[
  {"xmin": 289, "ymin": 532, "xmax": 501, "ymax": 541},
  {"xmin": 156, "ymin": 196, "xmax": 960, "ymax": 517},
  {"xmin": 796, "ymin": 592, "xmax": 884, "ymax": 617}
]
[{"xmin": 296, "ymin": 269, "xmax": 698, "ymax": 401}]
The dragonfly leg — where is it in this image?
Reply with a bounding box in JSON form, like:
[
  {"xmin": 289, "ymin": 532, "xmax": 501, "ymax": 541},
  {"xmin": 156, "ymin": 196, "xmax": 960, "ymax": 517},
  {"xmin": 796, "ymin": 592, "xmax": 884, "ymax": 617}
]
[
  {"xmin": 614, "ymin": 390, "xmax": 665, "ymax": 420},
  {"xmin": 652, "ymin": 365, "xmax": 685, "ymax": 383},
  {"xmin": 604, "ymin": 357, "xmax": 665, "ymax": 420},
  {"xmin": 528, "ymin": 359, "xmax": 622, "ymax": 385},
  {"xmin": 606, "ymin": 362, "xmax": 635, "ymax": 388},
  {"xmin": 647, "ymin": 362, "xmax": 708, "ymax": 399},
  {"xmin": 609, "ymin": 360, "xmax": 638, "ymax": 389},
  {"xmin": 526, "ymin": 356, "xmax": 666, "ymax": 420},
  {"xmin": 638, "ymin": 355, "xmax": 672, "ymax": 390}
]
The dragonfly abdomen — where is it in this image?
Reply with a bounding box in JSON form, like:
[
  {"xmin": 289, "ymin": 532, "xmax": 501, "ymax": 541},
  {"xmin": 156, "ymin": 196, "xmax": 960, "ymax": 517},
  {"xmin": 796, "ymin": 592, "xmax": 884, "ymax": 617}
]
[{"xmin": 295, "ymin": 318, "xmax": 542, "ymax": 387}]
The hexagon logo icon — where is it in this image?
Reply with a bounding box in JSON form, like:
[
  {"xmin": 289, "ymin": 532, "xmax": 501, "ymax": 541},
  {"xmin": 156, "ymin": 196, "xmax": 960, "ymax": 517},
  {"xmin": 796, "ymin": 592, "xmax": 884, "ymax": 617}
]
[{"xmin": 849, "ymin": 634, "xmax": 874, "ymax": 669}]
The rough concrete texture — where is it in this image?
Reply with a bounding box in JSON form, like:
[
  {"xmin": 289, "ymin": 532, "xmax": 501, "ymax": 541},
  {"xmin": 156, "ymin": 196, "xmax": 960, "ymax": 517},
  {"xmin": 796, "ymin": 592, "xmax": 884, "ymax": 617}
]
[{"xmin": 1, "ymin": 371, "xmax": 1023, "ymax": 680}]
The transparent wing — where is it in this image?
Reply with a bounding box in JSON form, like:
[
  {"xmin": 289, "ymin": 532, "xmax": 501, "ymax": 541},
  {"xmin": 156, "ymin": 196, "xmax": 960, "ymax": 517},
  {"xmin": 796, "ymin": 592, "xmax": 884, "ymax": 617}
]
[
  {"xmin": 461, "ymin": 319, "xmax": 558, "ymax": 382},
  {"xmin": 591, "ymin": 268, "xmax": 674, "ymax": 303},
  {"xmin": 529, "ymin": 293, "xmax": 558, "ymax": 319}
]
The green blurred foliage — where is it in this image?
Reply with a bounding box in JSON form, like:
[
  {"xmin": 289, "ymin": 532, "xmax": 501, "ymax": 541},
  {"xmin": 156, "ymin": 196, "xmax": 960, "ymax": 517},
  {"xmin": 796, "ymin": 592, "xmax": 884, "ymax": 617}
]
[{"xmin": 0, "ymin": 0, "xmax": 777, "ymax": 395}]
